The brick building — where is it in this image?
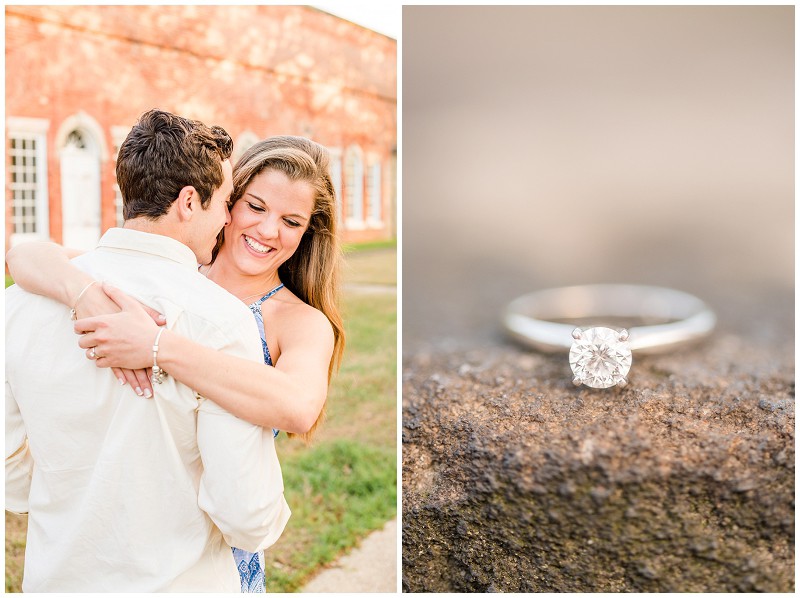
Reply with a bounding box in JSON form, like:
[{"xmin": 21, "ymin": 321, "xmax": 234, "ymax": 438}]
[{"xmin": 5, "ymin": 5, "xmax": 397, "ymax": 252}]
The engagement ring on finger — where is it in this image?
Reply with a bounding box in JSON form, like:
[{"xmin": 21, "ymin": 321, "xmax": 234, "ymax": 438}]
[
  {"xmin": 502, "ymin": 284, "xmax": 716, "ymax": 389},
  {"xmin": 89, "ymin": 347, "xmax": 97, "ymax": 360}
]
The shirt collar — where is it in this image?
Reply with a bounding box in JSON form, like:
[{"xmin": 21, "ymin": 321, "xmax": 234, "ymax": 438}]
[{"xmin": 96, "ymin": 228, "xmax": 199, "ymax": 270}]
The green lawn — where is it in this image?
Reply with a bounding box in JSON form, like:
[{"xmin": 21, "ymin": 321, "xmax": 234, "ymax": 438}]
[
  {"xmin": 263, "ymin": 282, "xmax": 396, "ymax": 592},
  {"xmin": 5, "ymin": 246, "xmax": 397, "ymax": 593},
  {"xmin": 342, "ymin": 238, "xmax": 396, "ymax": 254}
]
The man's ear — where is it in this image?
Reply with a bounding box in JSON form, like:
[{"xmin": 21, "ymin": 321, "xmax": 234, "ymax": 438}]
[{"xmin": 174, "ymin": 186, "xmax": 199, "ymax": 222}]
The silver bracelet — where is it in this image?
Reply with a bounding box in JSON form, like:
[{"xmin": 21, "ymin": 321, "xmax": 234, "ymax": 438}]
[
  {"xmin": 69, "ymin": 280, "xmax": 99, "ymax": 321},
  {"xmin": 151, "ymin": 327, "xmax": 168, "ymax": 385}
]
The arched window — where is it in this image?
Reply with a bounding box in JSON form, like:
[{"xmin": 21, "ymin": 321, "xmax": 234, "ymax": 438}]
[
  {"xmin": 65, "ymin": 130, "xmax": 87, "ymax": 148},
  {"xmin": 56, "ymin": 112, "xmax": 107, "ymax": 250}
]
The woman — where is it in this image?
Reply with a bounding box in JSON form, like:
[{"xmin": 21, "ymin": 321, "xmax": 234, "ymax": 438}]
[{"xmin": 6, "ymin": 135, "xmax": 345, "ymax": 593}]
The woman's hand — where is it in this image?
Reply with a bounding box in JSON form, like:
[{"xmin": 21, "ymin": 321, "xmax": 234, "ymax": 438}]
[
  {"xmin": 73, "ymin": 283, "xmax": 166, "ymax": 397},
  {"xmin": 74, "ymin": 282, "xmax": 163, "ymax": 396}
]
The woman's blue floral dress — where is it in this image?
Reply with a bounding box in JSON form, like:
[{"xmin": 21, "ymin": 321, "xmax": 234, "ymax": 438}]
[{"xmin": 230, "ymin": 283, "xmax": 284, "ymax": 593}]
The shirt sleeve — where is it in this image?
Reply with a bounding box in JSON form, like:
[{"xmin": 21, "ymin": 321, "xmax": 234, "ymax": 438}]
[
  {"xmin": 6, "ymin": 379, "xmax": 33, "ymax": 514},
  {"xmin": 193, "ymin": 314, "xmax": 291, "ymax": 552},
  {"xmin": 196, "ymin": 401, "xmax": 291, "ymax": 552}
]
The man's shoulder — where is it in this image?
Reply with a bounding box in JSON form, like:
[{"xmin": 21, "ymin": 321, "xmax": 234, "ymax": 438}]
[
  {"xmin": 5, "ymin": 283, "xmax": 58, "ymax": 316},
  {"xmin": 175, "ymin": 273, "xmax": 255, "ymax": 332},
  {"xmin": 73, "ymin": 250, "xmax": 257, "ymax": 344}
]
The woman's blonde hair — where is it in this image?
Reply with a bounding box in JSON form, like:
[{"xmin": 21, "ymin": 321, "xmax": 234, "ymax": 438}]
[{"xmin": 215, "ymin": 136, "xmax": 345, "ymax": 441}]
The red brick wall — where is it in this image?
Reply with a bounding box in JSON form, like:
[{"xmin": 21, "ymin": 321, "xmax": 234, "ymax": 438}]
[{"xmin": 5, "ymin": 5, "xmax": 396, "ymax": 249}]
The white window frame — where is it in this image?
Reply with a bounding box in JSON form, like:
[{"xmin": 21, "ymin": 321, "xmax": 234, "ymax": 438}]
[
  {"xmin": 110, "ymin": 126, "xmax": 130, "ymax": 162},
  {"xmin": 8, "ymin": 117, "xmax": 50, "ymax": 246},
  {"xmin": 366, "ymin": 155, "xmax": 382, "ymax": 228},
  {"xmin": 113, "ymin": 183, "xmax": 124, "ymax": 227},
  {"xmin": 111, "ymin": 126, "xmax": 131, "ymax": 226},
  {"xmin": 56, "ymin": 113, "xmax": 105, "ymax": 251},
  {"xmin": 328, "ymin": 147, "xmax": 343, "ymax": 227},
  {"xmin": 344, "ymin": 145, "xmax": 365, "ymax": 230}
]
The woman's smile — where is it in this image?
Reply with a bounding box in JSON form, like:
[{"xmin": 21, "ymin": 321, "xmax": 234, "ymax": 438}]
[
  {"xmin": 243, "ymin": 234, "xmax": 275, "ymax": 255},
  {"xmin": 219, "ymin": 168, "xmax": 315, "ymax": 277}
]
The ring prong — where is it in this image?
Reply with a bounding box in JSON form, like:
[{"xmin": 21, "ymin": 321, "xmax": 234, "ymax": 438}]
[
  {"xmin": 616, "ymin": 377, "xmax": 628, "ymax": 388},
  {"xmin": 572, "ymin": 328, "xmax": 582, "ymax": 340},
  {"xmin": 618, "ymin": 329, "xmax": 629, "ymax": 341},
  {"xmin": 572, "ymin": 376, "xmax": 582, "ymax": 387}
]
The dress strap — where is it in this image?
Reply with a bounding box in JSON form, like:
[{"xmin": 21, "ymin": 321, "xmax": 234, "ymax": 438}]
[
  {"xmin": 249, "ymin": 283, "xmax": 285, "ymax": 307},
  {"xmin": 245, "ymin": 283, "xmax": 283, "ymax": 440},
  {"xmin": 247, "ymin": 283, "xmax": 284, "ymax": 368}
]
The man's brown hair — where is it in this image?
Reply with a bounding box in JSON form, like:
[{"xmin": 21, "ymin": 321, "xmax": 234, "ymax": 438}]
[{"xmin": 117, "ymin": 109, "xmax": 233, "ymax": 220}]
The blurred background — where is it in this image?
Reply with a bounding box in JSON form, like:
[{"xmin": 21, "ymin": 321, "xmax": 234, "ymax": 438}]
[
  {"xmin": 5, "ymin": 4, "xmax": 397, "ymax": 593},
  {"xmin": 403, "ymin": 5, "xmax": 793, "ymax": 352}
]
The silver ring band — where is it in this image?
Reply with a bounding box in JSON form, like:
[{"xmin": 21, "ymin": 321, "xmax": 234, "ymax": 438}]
[
  {"xmin": 503, "ymin": 285, "xmax": 716, "ymax": 389},
  {"xmin": 503, "ymin": 284, "xmax": 716, "ymax": 355}
]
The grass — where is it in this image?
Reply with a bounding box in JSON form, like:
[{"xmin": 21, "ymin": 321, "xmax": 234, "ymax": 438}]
[
  {"xmin": 314, "ymin": 290, "xmax": 397, "ymax": 449},
  {"xmin": 342, "ymin": 238, "xmax": 396, "ymax": 254},
  {"xmin": 263, "ymin": 441, "xmax": 396, "ymax": 591},
  {"xmin": 4, "ymin": 247, "xmax": 397, "ymax": 593},
  {"xmin": 341, "ymin": 247, "xmax": 397, "ymax": 287},
  {"xmin": 263, "ymin": 277, "xmax": 397, "ymax": 592},
  {"xmin": 5, "ymin": 513, "xmax": 25, "ymax": 593}
]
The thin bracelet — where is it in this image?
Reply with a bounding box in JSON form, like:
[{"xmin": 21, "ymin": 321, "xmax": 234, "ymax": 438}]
[
  {"xmin": 70, "ymin": 281, "xmax": 99, "ymax": 321},
  {"xmin": 151, "ymin": 327, "xmax": 168, "ymax": 385}
]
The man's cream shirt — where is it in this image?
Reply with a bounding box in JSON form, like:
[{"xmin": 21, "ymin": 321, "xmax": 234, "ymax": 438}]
[{"xmin": 5, "ymin": 228, "xmax": 291, "ymax": 592}]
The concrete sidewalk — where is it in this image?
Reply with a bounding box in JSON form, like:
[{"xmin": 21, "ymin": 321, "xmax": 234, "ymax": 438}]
[{"xmin": 300, "ymin": 518, "xmax": 397, "ymax": 593}]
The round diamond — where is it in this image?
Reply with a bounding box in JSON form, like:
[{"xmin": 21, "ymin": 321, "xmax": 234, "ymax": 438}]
[{"xmin": 569, "ymin": 327, "xmax": 632, "ymax": 389}]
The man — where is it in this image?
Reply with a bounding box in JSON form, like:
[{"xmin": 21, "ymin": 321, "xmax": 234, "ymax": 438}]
[{"xmin": 5, "ymin": 109, "xmax": 290, "ymax": 591}]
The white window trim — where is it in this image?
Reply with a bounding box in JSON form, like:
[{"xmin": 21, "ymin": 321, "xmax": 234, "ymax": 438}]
[
  {"xmin": 8, "ymin": 117, "xmax": 49, "ymax": 135},
  {"xmin": 344, "ymin": 145, "xmax": 364, "ymax": 229},
  {"xmin": 110, "ymin": 125, "xmax": 131, "ymax": 161},
  {"xmin": 8, "ymin": 117, "xmax": 50, "ymax": 246},
  {"xmin": 113, "ymin": 183, "xmax": 124, "ymax": 227},
  {"xmin": 328, "ymin": 147, "xmax": 343, "ymax": 227},
  {"xmin": 366, "ymin": 156, "xmax": 383, "ymax": 229},
  {"xmin": 55, "ymin": 112, "xmax": 109, "ymax": 161},
  {"xmin": 111, "ymin": 126, "xmax": 131, "ymax": 226},
  {"xmin": 345, "ymin": 218, "xmax": 368, "ymax": 230}
]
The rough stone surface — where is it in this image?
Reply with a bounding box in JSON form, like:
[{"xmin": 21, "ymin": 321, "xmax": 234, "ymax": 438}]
[{"xmin": 402, "ymin": 330, "xmax": 794, "ymax": 592}]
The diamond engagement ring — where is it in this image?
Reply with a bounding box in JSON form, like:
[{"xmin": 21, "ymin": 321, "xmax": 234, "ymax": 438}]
[{"xmin": 502, "ymin": 285, "xmax": 716, "ymax": 389}]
